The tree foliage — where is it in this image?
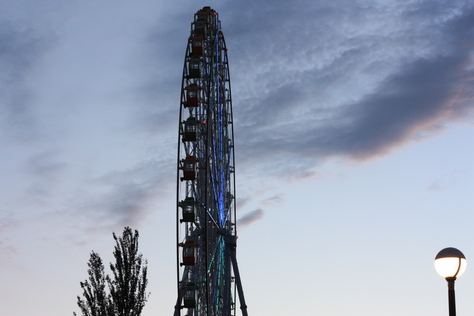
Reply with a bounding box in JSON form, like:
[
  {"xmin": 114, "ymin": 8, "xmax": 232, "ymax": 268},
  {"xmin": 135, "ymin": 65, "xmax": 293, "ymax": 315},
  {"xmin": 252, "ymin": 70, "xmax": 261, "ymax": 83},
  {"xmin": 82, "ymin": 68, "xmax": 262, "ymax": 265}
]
[
  {"xmin": 74, "ymin": 227, "xmax": 149, "ymax": 316},
  {"xmin": 74, "ymin": 251, "xmax": 110, "ymax": 316},
  {"xmin": 108, "ymin": 228, "xmax": 148, "ymax": 316}
]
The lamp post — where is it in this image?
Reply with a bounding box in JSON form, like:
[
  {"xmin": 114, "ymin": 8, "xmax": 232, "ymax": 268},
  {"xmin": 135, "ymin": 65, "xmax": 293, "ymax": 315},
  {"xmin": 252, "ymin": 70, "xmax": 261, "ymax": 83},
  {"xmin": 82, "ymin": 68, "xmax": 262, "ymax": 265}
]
[{"xmin": 434, "ymin": 247, "xmax": 467, "ymax": 316}]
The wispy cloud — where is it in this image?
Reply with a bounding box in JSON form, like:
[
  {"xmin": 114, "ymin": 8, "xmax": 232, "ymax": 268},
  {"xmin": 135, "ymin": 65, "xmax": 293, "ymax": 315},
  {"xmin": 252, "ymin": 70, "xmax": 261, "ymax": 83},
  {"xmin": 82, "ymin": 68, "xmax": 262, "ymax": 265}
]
[
  {"xmin": 231, "ymin": 2, "xmax": 474, "ymax": 179},
  {"xmin": 262, "ymin": 194, "xmax": 285, "ymax": 205},
  {"xmin": 0, "ymin": 217, "xmax": 20, "ymax": 233},
  {"xmin": 72, "ymin": 159, "xmax": 175, "ymax": 232},
  {"xmin": 237, "ymin": 209, "xmax": 265, "ymax": 228},
  {"xmin": 427, "ymin": 168, "xmax": 471, "ymax": 192},
  {"xmin": 0, "ymin": 218, "xmax": 20, "ymax": 263},
  {"xmin": 0, "ymin": 21, "xmax": 57, "ymax": 142}
]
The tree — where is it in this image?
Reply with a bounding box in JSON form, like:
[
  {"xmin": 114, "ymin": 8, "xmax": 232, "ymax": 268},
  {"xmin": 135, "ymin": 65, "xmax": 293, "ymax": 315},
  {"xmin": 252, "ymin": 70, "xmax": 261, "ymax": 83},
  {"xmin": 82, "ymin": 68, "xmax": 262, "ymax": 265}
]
[
  {"xmin": 74, "ymin": 251, "xmax": 110, "ymax": 316},
  {"xmin": 107, "ymin": 227, "xmax": 148, "ymax": 316},
  {"xmin": 74, "ymin": 227, "xmax": 149, "ymax": 316}
]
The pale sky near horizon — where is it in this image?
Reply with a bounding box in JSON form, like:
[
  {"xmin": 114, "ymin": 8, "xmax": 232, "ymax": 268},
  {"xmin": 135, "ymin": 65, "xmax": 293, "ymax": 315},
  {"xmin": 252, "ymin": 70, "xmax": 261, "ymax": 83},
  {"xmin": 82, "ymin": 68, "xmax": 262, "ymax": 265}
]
[{"xmin": 1, "ymin": 1, "xmax": 474, "ymax": 315}]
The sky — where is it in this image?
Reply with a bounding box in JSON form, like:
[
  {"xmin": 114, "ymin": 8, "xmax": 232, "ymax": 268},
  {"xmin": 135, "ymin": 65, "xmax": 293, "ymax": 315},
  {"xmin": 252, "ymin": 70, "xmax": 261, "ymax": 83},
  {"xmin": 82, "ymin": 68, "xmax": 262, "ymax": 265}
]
[{"xmin": 0, "ymin": 0, "xmax": 473, "ymax": 315}]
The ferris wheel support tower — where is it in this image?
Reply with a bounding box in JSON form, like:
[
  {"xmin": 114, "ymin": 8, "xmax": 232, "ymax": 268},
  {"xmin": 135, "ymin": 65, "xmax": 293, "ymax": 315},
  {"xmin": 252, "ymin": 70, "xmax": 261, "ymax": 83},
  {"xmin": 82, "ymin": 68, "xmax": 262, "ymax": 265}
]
[{"xmin": 174, "ymin": 7, "xmax": 248, "ymax": 316}]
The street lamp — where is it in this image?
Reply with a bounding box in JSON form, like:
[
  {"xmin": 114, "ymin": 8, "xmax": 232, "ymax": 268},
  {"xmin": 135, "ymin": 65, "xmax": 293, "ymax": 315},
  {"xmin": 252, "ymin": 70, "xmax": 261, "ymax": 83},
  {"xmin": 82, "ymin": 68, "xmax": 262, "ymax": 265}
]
[{"xmin": 434, "ymin": 247, "xmax": 467, "ymax": 316}]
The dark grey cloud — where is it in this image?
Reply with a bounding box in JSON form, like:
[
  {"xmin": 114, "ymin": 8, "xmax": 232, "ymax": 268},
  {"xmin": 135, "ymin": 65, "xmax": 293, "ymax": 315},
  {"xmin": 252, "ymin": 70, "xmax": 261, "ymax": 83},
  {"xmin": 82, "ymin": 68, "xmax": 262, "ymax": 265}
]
[
  {"xmin": 307, "ymin": 54, "xmax": 470, "ymax": 159},
  {"xmin": 226, "ymin": 1, "xmax": 474, "ymax": 176}
]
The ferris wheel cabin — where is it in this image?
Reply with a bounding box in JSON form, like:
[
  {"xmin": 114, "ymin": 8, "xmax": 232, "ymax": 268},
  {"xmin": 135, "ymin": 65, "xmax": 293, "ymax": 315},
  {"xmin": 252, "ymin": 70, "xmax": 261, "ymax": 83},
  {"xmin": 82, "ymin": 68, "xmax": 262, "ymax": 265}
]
[
  {"xmin": 179, "ymin": 197, "xmax": 197, "ymax": 223},
  {"xmin": 180, "ymin": 156, "xmax": 198, "ymax": 181}
]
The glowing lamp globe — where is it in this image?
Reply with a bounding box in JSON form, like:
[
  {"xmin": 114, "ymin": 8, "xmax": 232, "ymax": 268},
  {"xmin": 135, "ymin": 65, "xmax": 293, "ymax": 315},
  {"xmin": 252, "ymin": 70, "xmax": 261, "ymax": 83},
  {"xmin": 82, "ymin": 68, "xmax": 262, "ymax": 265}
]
[{"xmin": 434, "ymin": 247, "xmax": 467, "ymax": 279}]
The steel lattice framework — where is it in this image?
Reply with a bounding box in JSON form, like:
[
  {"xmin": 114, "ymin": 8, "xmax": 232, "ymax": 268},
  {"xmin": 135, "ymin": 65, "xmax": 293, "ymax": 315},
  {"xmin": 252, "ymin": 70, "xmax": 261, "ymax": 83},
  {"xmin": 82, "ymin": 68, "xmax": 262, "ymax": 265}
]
[{"xmin": 174, "ymin": 7, "xmax": 248, "ymax": 316}]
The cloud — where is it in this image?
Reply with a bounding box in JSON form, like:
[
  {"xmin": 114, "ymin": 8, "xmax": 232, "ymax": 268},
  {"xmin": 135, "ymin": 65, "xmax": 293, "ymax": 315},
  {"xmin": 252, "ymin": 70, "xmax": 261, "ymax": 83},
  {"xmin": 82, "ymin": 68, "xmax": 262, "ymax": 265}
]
[
  {"xmin": 26, "ymin": 150, "xmax": 67, "ymax": 177},
  {"xmin": 262, "ymin": 194, "xmax": 285, "ymax": 205},
  {"xmin": 0, "ymin": 217, "xmax": 20, "ymax": 233},
  {"xmin": 231, "ymin": 2, "xmax": 474, "ymax": 178},
  {"xmin": 0, "ymin": 242, "xmax": 17, "ymax": 264},
  {"xmin": 426, "ymin": 168, "xmax": 470, "ymax": 192},
  {"xmin": 307, "ymin": 54, "xmax": 472, "ymax": 160},
  {"xmin": 73, "ymin": 159, "xmax": 175, "ymax": 232},
  {"xmin": 237, "ymin": 209, "xmax": 265, "ymax": 228},
  {"xmin": 1, "ymin": 0, "xmax": 472, "ymax": 237},
  {"xmin": 427, "ymin": 183, "xmax": 443, "ymax": 192},
  {"xmin": 0, "ymin": 218, "xmax": 20, "ymax": 263},
  {"xmin": 0, "ymin": 21, "xmax": 57, "ymax": 142}
]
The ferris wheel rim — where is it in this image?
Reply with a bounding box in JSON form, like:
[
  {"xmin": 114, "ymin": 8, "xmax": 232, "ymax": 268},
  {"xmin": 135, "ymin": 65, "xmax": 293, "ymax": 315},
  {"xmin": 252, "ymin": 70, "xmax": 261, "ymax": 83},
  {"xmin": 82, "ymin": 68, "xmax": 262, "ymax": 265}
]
[{"xmin": 175, "ymin": 7, "xmax": 237, "ymax": 316}]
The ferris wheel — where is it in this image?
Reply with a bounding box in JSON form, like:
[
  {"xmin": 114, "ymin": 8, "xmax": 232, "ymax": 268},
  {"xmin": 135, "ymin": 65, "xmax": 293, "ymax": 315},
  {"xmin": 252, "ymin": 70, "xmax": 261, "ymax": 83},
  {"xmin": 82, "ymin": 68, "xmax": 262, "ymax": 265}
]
[{"xmin": 174, "ymin": 7, "xmax": 248, "ymax": 316}]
